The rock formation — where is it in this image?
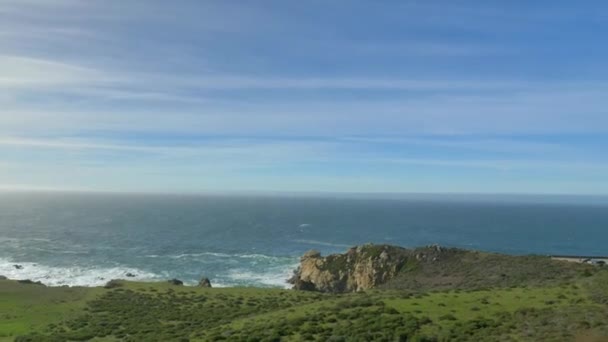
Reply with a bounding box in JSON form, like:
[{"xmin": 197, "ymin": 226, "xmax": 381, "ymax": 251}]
[
  {"xmin": 289, "ymin": 244, "xmax": 592, "ymax": 293},
  {"xmin": 289, "ymin": 244, "xmax": 413, "ymax": 293},
  {"xmin": 167, "ymin": 278, "xmax": 184, "ymax": 286},
  {"xmin": 17, "ymin": 279, "xmax": 44, "ymax": 285},
  {"xmin": 198, "ymin": 277, "xmax": 212, "ymax": 287},
  {"xmin": 104, "ymin": 279, "xmax": 123, "ymax": 289}
]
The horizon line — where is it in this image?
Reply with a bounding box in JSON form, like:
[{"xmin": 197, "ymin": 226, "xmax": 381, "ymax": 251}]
[{"xmin": 1, "ymin": 187, "xmax": 607, "ymax": 199}]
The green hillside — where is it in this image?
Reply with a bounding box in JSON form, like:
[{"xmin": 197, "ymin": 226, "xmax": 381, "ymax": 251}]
[
  {"xmin": 2, "ymin": 245, "xmax": 608, "ymax": 341},
  {"xmin": 2, "ymin": 270, "xmax": 608, "ymax": 341}
]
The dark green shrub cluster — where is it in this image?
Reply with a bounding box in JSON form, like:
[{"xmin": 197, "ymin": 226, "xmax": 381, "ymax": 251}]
[
  {"xmin": 202, "ymin": 297, "xmax": 430, "ymax": 341},
  {"xmin": 382, "ymin": 251, "xmax": 599, "ymax": 292},
  {"xmin": 15, "ymin": 288, "xmax": 323, "ymax": 341}
]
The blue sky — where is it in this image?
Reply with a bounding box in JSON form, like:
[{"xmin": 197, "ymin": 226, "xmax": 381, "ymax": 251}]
[{"xmin": 0, "ymin": 0, "xmax": 607, "ymax": 194}]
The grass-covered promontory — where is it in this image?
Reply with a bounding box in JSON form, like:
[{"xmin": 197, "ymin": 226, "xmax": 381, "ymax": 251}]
[{"xmin": 2, "ymin": 246, "xmax": 608, "ymax": 341}]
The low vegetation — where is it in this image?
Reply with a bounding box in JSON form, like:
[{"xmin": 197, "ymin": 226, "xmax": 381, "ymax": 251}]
[
  {"xmin": 2, "ymin": 246, "xmax": 607, "ymax": 341},
  {"xmin": 1, "ymin": 268, "xmax": 607, "ymax": 341},
  {"xmin": 382, "ymin": 249, "xmax": 599, "ymax": 291}
]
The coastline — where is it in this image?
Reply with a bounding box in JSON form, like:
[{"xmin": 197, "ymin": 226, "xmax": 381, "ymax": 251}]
[
  {"xmin": 550, "ymin": 255, "xmax": 608, "ymax": 265},
  {"xmin": 2, "ymin": 245, "xmax": 608, "ymax": 341},
  {"xmin": 2, "ymin": 246, "xmax": 606, "ymax": 290}
]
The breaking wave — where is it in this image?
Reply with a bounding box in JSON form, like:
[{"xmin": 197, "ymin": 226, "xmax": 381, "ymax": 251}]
[{"xmin": 0, "ymin": 258, "xmax": 163, "ymax": 287}]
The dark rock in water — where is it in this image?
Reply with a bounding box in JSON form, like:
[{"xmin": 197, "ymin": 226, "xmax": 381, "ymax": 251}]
[
  {"xmin": 13, "ymin": 264, "xmax": 23, "ymax": 270},
  {"xmin": 104, "ymin": 279, "xmax": 123, "ymax": 289},
  {"xmin": 17, "ymin": 279, "xmax": 44, "ymax": 286},
  {"xmin": 0, "ymin": 275, "xmax": 7, "ymax": 280},
  {"xmin": 125, "ymin": 272, "xmax": 136, "ymax": 278},
  {"xmin": 168, "ymin": 278, "xmax": 184, "ymax": 286},
  {"xmin": 198, "ymin": 277, "xmax": 212, "ymax": 288}
]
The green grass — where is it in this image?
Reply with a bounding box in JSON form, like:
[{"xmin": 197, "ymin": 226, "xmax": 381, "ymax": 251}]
[
  {"xmin": 384, "ymin": 286, "xmax": 592, "ymax": 320},
  {"xmin": 0, "ymin": 280, "xmax": 104, "ymax": 341},
  {"xmin": 381, "ymin": 285, "xmax": 603, "ymax": 339},
  {"xmin": 2, "ymin": 271, "xmax": 608, "ymax": 341}
]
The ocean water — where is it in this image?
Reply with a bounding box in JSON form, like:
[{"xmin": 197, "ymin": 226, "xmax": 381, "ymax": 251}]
[{"xmin": 1, "ymin": 192, "xmax": 607, "ymax": 288}]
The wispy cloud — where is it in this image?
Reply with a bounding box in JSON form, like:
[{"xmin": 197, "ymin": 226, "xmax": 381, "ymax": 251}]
[
  {"xmin": 374, "ymin": 157, "xmax": 608, "ymax": 172},
  {"xmin": 0, "ymin": 1, "xmax": 606, "ymax": 194},
  {"xmin": 0, "ymin": 136, "xmax": 337, "ymax": 164},
  {"xmin": 4, "ymin": 81, "xmax": 607, "ymax": 137},
  {"xmin": 0, "ymin": 54, "xmax": 523, "ymax": 91},
  {"xmin": 0, "ymin": 55, "xmax": 108, "ymax": 88}
]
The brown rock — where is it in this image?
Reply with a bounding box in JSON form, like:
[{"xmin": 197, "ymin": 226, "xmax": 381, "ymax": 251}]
[
  {"xmin": 289, "ymin": 244, "xmax": 410, "ymax": 293},
  {"xmin": 301, "ymin": 249, "xmax": 321, "ymax": 260},
  {"xmin": 167, "ymin": 278, "xmax": 184, "ymax": 286},
  {"xmin": 198, "ymin": 277, "xmax": 212, "ymax": 287}
]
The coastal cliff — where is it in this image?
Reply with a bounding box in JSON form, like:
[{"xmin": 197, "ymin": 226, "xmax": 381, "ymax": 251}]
[
  {"xmin": 289, "ymin": 244, "xmax": 448, "ymax": 292},
  {"xmin": 289, "ymin": 244, "xmax": 597, "ymax": 293}
]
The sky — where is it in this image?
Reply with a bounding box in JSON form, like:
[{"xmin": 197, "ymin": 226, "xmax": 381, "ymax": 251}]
[{"xmin": 0, "ymin": 0, "xmax": 607, "ymax": 195}]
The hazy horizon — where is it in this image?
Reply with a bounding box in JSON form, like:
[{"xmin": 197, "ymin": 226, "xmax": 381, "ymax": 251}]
[{"xmin": 2, "ymin": 188, "xmax": 608, "ymax": 205}]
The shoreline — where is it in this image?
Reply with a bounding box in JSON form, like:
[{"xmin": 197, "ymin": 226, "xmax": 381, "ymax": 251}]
[
  {"xmin": 550, "ymin": 255, "xmax": 608, "ymax": 264},
  {"xmin": 2, "ymin": 248, "xmax": 607, "ymax": 290}
]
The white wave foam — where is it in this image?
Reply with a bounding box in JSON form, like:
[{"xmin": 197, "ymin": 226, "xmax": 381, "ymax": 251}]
[
  {"xmin": 163, "ymin": 252, "xmax": 287, "ymax": 262},
  {"xmin": 168, "ymin": 252, "xmax": 232, "ymax": 259},
  {"xmin": 292, "ymin": 239, "xmax": 351, "ymax": 248},
  {"xmin": 236, "ymin": 253, "xmax": 285, "ymax": 261},
  {"xmin": 0, "ymin": 237, "xmax": 52, "ymax": 243},
  {"xmin": 223, "ymin": 262, "xmax": 299, "ymax": 289},
  {"xmin": 26, "ymin": 246, "xmax": 89, "ymax": 255},
  {"xmin": 0, "ymin": 258, "xmax": 162, "ymax": 287},
  {"xmin": 29, "ymin": 238, "xmax": 53, "ymax": 242}
]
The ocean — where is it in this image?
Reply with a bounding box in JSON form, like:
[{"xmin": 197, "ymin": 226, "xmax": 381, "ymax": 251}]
[{"xmin": 1, "ymin": 192, "xmax": 607, "ymax": 288}]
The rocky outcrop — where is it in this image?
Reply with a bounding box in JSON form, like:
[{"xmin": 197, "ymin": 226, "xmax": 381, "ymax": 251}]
[
  {"xmin": 290, "ymin": 244, "xmax": 594, "ymax": 293},
  {"xmin": 289, "ymin": 244, "xmax": 417, "ymax": 293},
  {"xmin": 17, "ymin": 279, "xmax": 44, "ymax": 286},
  {"xmin": 167, "ymin": 278, "xmax": 184, "ymax": 286},
  {"xmin": 104, "ymin": 279, "xmax": 124, "ymax": 289},
  {"xmin": 198, "ymin": 277, "xmax": 212, "ymax": 288}
]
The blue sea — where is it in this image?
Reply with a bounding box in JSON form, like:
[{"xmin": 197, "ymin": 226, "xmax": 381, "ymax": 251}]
[{"xmin": 1, "ymin": 192, "xmax": 607, "ymax": 288}]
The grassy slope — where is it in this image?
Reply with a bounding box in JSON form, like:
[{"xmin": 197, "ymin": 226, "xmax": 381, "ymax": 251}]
[
  {"xmin": 2, "ymin": 270, "xmax": 608, "ymax": 342},
  {"xmin": 0, "ymin": 280, "xmax": 104, "ymax": 341},
  {"xmin": 380, "ymin": 248, "xmax": 597, "ymax": 291}
]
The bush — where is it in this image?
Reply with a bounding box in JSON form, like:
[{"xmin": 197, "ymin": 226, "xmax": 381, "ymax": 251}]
[{"xmin": 104, "ymin": 279, "xmax": 123, "ymax": 289}]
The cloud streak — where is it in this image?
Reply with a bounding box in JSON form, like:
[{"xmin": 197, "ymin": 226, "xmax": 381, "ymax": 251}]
[{"xmin": 0, "ymin": 1, "xmax": 606, "ymax": 194}]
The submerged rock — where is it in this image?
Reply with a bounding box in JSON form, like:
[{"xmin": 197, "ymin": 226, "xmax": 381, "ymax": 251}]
[
  {"xmin": 125, "ymin": 272, "xmax": 136, "ymax": 278},
  {"xmin": 168, "ymin": 278, "xmax": 184, "ymax": 286},
  {"xmin": 198, "ymin": 277, "xmax": 212, "ymax": 288},
  {"xmin": 13, "ymin": 264, "xmax": 23, "ymax": 270}
]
